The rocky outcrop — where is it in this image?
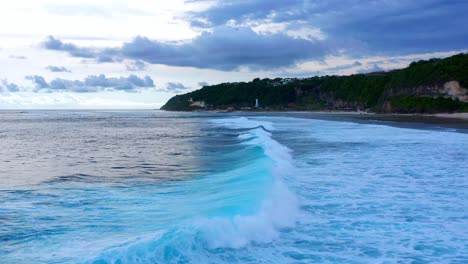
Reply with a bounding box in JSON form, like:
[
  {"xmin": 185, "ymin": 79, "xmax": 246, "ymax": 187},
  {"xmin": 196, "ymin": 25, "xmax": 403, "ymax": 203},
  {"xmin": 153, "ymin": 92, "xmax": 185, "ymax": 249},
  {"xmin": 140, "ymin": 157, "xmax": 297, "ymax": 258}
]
[
  {"xmin": 383, "ymin": 101, "xmax": 392, "ymax": 113},
  {"xmin": 443, "ymin": 81, "xmax": 468, "ymax": 102},
  {"xmin": 384, "ymin": 80, "xmax": 468, "ymax": 102}
]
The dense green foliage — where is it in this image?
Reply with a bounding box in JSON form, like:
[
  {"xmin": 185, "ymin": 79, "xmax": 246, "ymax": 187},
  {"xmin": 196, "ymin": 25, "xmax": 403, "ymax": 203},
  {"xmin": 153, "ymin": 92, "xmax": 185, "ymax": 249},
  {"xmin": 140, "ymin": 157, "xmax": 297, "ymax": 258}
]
[
  {"xmin": 162, "ymin": 53, "xmax": 468, "ymax": 113},
  {"xmin": 388, "ymin": 95, "xmax": 468, "ymax": 113}
]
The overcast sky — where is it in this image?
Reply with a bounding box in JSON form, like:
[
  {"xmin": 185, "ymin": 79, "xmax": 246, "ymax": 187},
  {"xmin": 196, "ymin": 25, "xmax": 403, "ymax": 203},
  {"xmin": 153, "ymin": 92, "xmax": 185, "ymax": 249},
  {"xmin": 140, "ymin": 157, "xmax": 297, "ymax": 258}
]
[{"xmin": 0, "ymin": 0, "xmax": 467, "ymax": 109}]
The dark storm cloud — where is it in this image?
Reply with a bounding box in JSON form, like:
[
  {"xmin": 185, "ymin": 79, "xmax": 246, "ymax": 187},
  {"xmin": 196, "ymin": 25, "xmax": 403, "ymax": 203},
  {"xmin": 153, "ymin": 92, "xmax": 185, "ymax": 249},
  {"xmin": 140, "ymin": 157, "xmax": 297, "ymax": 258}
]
[
  {"xmin": 41, "ymin": 1, "xmax": 467, "ymax": 72},
  {"xmin": 43, "ymin": 26, "xmax": 329, "ymax": 71},
  {"xmin": 45, "ymin": 66, "xmax": 71, "ymax": 72},
  {"xmin": 189, "ymin": 0, "xmax": 468, "ymax": 54},
  {"xmin": 25, "ymin": 74, "xmax": 155, "ymax": 93},
  {"xmin": 121, "ymin": 27, "xmax": 328, "ymax": 70}
]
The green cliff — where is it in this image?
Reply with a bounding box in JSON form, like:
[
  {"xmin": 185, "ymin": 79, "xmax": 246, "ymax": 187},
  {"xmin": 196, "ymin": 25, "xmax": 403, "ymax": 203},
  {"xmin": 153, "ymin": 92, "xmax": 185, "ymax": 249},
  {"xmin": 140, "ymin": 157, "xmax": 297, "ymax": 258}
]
[{"xmin": 161, "ymin": 53, "xmax": 468, "ymax": 113}]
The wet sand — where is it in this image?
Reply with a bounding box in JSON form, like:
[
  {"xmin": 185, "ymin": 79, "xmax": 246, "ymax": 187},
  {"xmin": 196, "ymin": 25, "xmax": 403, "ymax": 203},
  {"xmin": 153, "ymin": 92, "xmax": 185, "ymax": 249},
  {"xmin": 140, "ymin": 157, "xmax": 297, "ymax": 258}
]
[{"xmin": 230, "ymin": 111, "xmax": 468, "ymax": 132}]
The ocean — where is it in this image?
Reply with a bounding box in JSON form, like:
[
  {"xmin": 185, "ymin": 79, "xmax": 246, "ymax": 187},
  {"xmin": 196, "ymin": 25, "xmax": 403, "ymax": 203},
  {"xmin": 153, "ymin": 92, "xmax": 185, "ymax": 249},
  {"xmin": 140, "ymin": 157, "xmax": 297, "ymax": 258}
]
[{"xmin": 1, "ymin": 110, "xmax": 467, "ymax": 263}]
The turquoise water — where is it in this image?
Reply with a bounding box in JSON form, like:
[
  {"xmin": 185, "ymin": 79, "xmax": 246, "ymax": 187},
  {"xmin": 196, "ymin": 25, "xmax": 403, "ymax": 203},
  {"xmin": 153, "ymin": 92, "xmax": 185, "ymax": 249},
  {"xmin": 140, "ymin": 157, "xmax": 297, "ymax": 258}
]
[{"xmin": 0, "ymin": 111, "xmax": 467, "ymax": 263}]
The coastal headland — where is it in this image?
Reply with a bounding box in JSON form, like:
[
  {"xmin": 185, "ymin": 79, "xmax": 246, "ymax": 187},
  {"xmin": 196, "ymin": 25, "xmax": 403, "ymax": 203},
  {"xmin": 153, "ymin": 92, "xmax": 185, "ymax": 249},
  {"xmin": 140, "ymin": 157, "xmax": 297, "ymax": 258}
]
[{"xmin": 162, "ymin": 54, "xmax": 468, "ymax": 115}]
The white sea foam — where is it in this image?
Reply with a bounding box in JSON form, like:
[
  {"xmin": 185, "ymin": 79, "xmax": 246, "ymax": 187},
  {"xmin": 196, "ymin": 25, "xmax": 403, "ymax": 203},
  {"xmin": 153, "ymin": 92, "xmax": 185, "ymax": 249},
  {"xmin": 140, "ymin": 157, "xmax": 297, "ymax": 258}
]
[
  {"xmin": 211, "ymin": 116, "xmax": 276, "ymax": 131},
  {"xmin": 88, "ymin": 117, "xmax": 299, "ymax": 262},
  {"xmin": 5, "ymin": 112, "xmax": 468, "ymax": 263},
  {"xmin": 199, "ymin": 117, "xmax": 298, "ymax": 248}
]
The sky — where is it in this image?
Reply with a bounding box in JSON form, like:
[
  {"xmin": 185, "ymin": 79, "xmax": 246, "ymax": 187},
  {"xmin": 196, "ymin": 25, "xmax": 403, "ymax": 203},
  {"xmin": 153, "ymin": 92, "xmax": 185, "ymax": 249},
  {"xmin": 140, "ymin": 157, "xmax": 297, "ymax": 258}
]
[{"xmin": 0, "ymin": 0, "xmax": 467, "ymax": 109}]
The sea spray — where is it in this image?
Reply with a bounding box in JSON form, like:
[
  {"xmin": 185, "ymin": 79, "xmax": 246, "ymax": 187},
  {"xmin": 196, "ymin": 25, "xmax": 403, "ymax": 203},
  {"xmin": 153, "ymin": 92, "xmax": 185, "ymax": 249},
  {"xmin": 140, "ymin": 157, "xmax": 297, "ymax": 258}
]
[
  {"xmin": 89, "ymin": 117, "xmax": 299, "ymax": 263},
  {"xmin": 198, "ymin": 119, "xmax": 299, "ymax": 248}
]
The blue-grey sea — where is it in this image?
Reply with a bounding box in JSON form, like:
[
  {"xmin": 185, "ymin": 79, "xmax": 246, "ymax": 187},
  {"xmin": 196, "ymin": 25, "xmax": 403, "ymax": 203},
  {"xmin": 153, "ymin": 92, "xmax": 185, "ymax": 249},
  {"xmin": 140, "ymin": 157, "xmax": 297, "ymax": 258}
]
[{"xmin": 0, "ymin": 110, "xmax": 467, "ymax": 263}]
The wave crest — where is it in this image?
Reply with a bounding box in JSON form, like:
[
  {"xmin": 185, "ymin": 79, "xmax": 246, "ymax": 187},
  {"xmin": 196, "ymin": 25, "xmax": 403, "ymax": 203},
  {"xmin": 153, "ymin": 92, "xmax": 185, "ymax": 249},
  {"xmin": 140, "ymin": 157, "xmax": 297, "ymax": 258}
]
[{"xmin": 89, "ymin": 117, "xmax": 298, "ymax": 263}]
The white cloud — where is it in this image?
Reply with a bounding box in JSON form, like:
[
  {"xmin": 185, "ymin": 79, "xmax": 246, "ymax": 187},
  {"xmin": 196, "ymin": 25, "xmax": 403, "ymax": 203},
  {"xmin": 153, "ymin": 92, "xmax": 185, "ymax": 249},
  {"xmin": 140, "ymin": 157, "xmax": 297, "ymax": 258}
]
[
  {"xmin": 0, "ymin": 1, "xmax": 199, "ymax": 41},
  {"xmin": 290, "ymin": 50, "xmax": 468, "ymax": 76},
  {"xmin": 0, "ymin": 92, "xmax": 161, "ymax": 109},
  {"xmin": 0, "ymin": 1, "xmax": 466, "ymax": 109},
  {"xmin": 251, "ymin": 21, "xmax": 327, "ymax": 41}
]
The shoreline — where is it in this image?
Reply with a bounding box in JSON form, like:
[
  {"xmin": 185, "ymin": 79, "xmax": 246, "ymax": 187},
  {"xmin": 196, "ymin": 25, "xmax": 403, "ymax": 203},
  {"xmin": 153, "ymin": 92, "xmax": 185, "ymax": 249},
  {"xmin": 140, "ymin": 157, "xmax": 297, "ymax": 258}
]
[
  {"xmin": 430, "ymin": 112, "xmax": 468, "ymax": 120},
  {"xmin": 201, "ymin": 109, "xmax": 468, "ymax": 121},
  {"xmin": 191, "ymin": 110, "xmax": 468, "ymax": 131}
]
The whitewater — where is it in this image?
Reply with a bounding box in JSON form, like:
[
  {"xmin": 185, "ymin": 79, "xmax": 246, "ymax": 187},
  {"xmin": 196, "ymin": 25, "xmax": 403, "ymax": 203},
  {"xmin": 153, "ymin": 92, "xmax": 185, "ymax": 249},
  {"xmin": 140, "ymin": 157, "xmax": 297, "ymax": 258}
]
[{"xmin": 0, "ymin": 111, "xmax": 467, "ymax": 263}]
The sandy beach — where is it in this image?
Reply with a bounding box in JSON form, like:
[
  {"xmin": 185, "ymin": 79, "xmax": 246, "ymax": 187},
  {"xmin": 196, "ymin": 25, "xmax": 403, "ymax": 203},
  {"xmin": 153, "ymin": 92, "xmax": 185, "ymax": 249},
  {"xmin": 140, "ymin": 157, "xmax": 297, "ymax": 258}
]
[
  {"xmin": 431, "ymin": 112, "xmax": 468, "ymax": 120},
  {"xmin": 221, "ymin": 110, "xmax": 468, "ymax": 131},
  {"xmin": 275, "ymin": 111, "xmax": 468, "ymax": 121}
]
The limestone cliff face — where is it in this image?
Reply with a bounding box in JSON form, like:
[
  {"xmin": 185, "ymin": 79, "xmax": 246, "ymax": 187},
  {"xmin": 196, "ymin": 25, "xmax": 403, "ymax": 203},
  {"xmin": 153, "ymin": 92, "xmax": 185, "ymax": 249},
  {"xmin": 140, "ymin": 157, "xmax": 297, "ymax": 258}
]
[
  {"xmin": 379, "ymin": 80, "xmax": 468, "ymax": 113},
  {"xmin": 443, "ymin": 81, "xmax": 468, "ymax": 102},
  {"xmin": 384, "ymin": 80, "xmax": 468, "ymax": 102},
  {"xmin": 293, "ymin": 79, "xmax": 468, "ymax": 112}
]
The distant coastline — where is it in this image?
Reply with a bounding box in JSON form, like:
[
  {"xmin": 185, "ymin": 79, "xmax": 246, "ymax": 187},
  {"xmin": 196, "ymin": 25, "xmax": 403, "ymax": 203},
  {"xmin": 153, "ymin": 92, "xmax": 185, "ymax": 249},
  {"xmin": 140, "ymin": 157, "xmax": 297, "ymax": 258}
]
[
  {"xmin": 200, "ymin": 110, "xmax": 468, "ymax": 121},
  {"xmin": 162, "ymin": 109, "xmax": 468, "ymax": 131},
  {"xmin": 162, "ymin": 53, "xmax": 468, "ymax": 114}
]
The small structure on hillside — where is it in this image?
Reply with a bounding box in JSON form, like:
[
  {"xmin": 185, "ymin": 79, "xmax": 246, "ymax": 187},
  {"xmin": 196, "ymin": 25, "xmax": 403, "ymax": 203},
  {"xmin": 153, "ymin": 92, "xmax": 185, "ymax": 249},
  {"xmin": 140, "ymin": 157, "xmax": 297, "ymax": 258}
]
[{"xmin": 255, "ymin": 99, "xmax": 259, "ymax": 108}]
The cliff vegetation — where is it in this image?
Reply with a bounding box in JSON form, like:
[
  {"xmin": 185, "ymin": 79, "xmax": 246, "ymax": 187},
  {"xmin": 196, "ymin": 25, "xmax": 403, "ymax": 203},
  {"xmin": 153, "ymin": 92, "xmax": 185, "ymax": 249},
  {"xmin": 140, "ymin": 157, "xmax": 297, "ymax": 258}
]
[{"xmin": 161, "ymin": 53, "xmax": 468, "ymax": 113}]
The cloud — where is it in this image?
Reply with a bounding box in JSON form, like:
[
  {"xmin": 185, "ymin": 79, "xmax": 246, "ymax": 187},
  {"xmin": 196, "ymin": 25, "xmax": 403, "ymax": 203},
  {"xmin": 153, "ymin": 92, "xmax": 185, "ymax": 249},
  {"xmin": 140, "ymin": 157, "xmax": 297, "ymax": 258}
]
[
  {"xmin": 187, "ymin": 0, "xmax": 303, "ymax": 28},
  {"xmin": 325, "ymin": 61, "xmax": 362, "ymax": 72},
  {"xmin": 25, "ymin": 74, "xmax": 155, "ymax": 93},
  {"xmin": 43, "ymin": 26, "xmax": 329, "ymax": 71},
  {"xmin": 9, "ymin": 55, "xmax": 27, "ymax": 60},
  {"xmin": 39, "ymin": 2, "xmax": 468, "ymax": 73},
  {"xmin": 125, "ymin": 60, "xmax": 146, "ymax": 71},
  {"xmin": 188, "ymin": 0, "xmax": 468, "ymax": 54},
  {"xmin": 45, "ymin": 4, "xmax": 153, "ymax": 17},
  {"xmin": 45, "ymin": 65, "xmax": 72, "ymax": 72},
  {"xmin": 0, "ymin": 93, "xmax": 158, "ymax": 109},
  {"xmin": 42, "ymin": 36, "xmax": 97, "ymax": 58},
  {"xmin": 160, "ymin": 82, "xmax": 190, "ymax": 93},
  {"xmin": 0, "ymin": 80, "xmax": 20, "ymax": 93},
  {"xmin": 121, "ymin": 27, "xmax": 329, "ymax": 70},
  {"xmin": 42, "ymin": 36, "xmax": 123, "ymax": 63},
  {"xmin": 198, "ymin": 81, "xmax": 209, "ymax": 87},
  {"xmin": 357, "ymin": 63, "xmax": 385, "ymax": 74},
  {"xmin": 26, "ymin": 75, "xmax": 50, "ymax": 89}
]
